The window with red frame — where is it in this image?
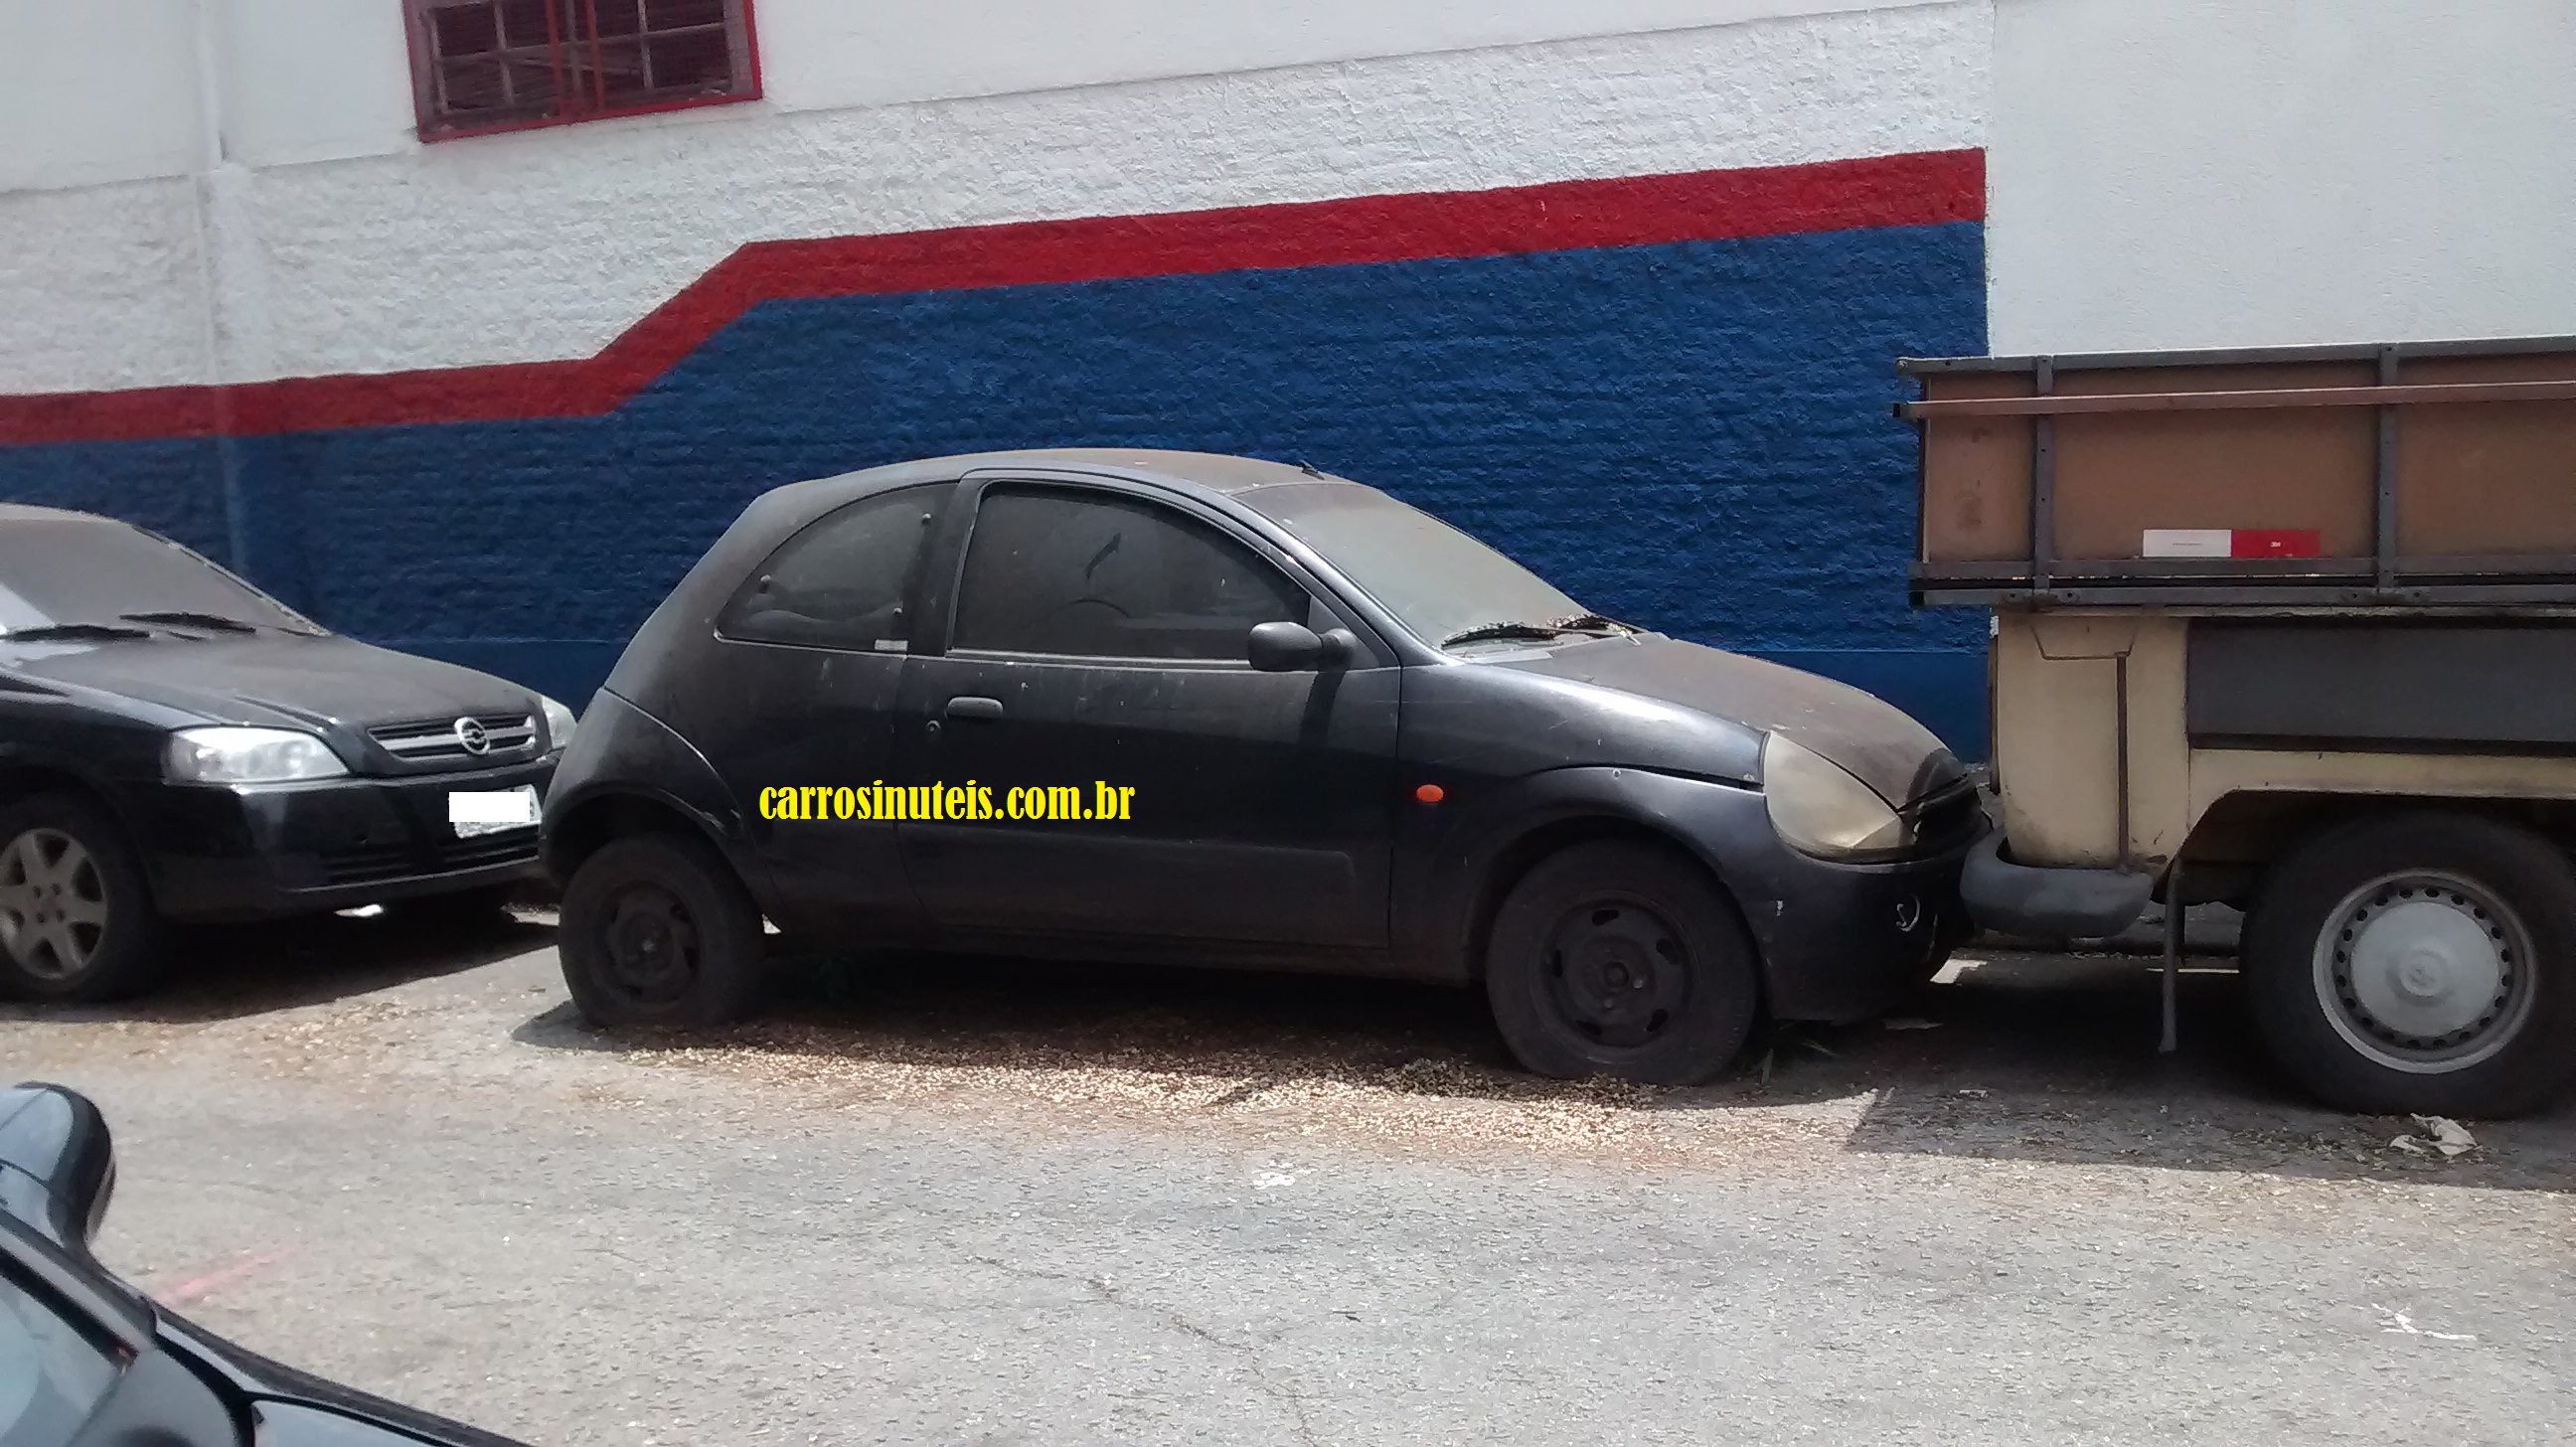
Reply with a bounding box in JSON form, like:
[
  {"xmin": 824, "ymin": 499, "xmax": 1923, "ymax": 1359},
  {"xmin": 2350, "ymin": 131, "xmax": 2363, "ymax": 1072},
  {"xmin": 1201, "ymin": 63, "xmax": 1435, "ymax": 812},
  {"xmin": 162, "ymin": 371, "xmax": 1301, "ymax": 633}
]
[{"xmin": 404, "ymin": 0, "xmax": 759, "ymax": 140}]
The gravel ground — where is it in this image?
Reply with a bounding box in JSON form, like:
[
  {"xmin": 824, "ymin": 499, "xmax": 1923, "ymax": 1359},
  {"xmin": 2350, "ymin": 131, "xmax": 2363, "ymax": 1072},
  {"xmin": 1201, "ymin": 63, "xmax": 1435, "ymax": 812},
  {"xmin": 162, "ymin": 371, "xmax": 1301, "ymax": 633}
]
[{"xmin": 3, "ymin": 910, "xmax": 2571, "ymax": 1445}]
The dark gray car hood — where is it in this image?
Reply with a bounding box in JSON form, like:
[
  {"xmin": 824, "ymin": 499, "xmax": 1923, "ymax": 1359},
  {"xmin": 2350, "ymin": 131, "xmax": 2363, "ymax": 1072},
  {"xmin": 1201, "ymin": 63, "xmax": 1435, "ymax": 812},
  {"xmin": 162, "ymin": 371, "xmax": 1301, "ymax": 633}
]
[
  {"xmin": 0, "ymin": 633, "xmax": 536, "ymax": 730},
  {"xmin": 1486, "ymin": 633, "xmax": 1966, "ymax": 805}
]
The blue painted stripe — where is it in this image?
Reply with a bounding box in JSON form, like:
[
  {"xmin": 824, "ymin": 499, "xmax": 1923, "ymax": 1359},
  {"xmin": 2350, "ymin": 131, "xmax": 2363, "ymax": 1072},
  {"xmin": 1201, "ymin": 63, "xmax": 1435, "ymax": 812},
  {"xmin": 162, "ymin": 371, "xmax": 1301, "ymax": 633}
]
[{"xmin": 3, "ymin": 221, "xmax": 1991, "ymax": 751}]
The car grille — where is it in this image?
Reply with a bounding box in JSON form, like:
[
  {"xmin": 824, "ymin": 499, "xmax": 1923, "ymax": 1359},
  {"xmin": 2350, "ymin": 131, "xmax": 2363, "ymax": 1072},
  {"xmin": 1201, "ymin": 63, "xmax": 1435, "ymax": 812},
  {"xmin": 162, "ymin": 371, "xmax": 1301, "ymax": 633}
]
[
  {"xmin": 368, "ymin": 713, "xmax": 538, "ymax": 763},
  {"xmin": 319, "ymin": 827, "xmax": 540, "ymax": 885}
]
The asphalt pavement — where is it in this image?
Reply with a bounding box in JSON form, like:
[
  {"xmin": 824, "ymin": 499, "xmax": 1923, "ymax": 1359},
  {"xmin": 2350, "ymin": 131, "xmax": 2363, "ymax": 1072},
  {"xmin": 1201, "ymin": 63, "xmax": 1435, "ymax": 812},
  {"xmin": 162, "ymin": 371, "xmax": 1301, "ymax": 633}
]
[{"xmin": 2, "ymin": 911, "xmax": 2569, "ymax": 1446}]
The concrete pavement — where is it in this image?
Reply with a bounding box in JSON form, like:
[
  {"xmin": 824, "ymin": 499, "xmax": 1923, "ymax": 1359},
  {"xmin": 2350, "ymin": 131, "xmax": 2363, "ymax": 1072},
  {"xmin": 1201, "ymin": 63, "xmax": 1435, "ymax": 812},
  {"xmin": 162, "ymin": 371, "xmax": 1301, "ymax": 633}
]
[{"xmin": 3, "ymin": 912, "xmax": 2569, "ymax": 1446}]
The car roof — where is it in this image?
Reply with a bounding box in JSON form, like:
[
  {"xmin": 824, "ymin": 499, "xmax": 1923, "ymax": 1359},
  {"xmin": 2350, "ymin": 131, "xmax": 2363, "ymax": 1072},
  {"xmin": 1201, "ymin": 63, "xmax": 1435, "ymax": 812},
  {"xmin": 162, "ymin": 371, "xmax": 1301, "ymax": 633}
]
[
  {"xmin": 778, "ymin": 448, "xmax": 1363, "ymax": 511},
  {"xmin": 0, "ymin": 504, "xmax": 118, "ymax": 527}
]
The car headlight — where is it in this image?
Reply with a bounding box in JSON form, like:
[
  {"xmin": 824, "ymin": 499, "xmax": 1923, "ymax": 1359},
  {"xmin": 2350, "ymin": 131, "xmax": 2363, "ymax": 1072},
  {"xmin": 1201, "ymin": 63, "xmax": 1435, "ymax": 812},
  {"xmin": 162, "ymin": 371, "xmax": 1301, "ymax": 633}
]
[
  {"xmin": 164, "ymin": 726, "xmax": 349, "ymax": 785},
  {"xmin": 1762, "ymin": 732, "xmax": 1908, "ymax": 859},
  {"xmin": 538, "ymin": 695, "xmax": 577, "ymax": 752}
]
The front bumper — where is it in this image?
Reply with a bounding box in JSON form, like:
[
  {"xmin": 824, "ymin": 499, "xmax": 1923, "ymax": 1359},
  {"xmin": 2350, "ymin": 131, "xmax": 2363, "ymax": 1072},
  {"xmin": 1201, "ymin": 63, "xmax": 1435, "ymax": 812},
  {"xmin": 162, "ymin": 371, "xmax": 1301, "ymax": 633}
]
[
  {"xmin": 1740, "ymin": 830, "xmax": 1976, "ymax": 1023},
  {"xmin": 130, "ymin": 756, "xmax": 557, "ymax": 922}
]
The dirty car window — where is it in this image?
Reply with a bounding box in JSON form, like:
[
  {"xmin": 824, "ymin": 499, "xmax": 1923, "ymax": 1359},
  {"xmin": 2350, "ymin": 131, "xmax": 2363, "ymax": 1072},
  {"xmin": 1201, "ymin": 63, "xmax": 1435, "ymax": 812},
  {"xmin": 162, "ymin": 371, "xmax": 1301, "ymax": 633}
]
[
  {"xmin": 951, "ymin": 489, "xmax": 1305, "ymax": 661},
  {"xmin": 1252, "ymin": 481, "xmax": 1586, "ymax": 649},
  {"xmin": 0, "ymin": 520, "xmax": 313, "ymax": 636},
  {"xmin": 720, "ymin": 485, "xmax": 944, "ymax": 651}
]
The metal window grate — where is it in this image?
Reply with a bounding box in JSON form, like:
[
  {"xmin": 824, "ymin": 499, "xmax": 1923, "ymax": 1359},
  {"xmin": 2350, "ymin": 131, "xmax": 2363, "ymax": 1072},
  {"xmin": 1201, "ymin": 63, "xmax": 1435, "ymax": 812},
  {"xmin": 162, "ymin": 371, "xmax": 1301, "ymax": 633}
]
[{"xmin": 404, "ymin": 0, "xmax": 760, "ymax": 141}]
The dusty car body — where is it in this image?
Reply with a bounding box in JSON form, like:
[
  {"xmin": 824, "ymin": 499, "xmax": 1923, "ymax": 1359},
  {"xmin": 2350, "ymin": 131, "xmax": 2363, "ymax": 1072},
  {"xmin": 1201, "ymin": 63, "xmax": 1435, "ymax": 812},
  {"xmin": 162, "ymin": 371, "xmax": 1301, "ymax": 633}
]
[
  {"xmin": 547, "ymin": 450, "xmax": 1978, "ymax": 1082},
  {"xmin": 0, "ymin": 506, "xmax": 576, "ymax": 1002}
]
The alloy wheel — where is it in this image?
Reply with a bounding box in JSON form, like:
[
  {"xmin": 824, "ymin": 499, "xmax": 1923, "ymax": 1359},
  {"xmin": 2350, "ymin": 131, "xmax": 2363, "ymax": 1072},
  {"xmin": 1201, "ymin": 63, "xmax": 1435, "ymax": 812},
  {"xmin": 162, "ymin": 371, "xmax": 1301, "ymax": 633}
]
[{"xmin": 0, "ymin": 828, "xmax": 110, "ymax": 981}]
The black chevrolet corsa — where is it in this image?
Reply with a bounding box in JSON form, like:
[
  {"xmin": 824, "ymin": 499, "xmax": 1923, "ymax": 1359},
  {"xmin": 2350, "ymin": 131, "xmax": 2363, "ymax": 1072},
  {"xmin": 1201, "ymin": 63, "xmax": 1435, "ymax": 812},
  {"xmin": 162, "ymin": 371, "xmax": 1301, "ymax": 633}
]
[
  {"xmin": 548, "ymin": 451, "xmax": 1982, "ymax": 1083},
  {"xmin": 0, "ymin": 506, "xmax": 574, "ymax": 1002}
]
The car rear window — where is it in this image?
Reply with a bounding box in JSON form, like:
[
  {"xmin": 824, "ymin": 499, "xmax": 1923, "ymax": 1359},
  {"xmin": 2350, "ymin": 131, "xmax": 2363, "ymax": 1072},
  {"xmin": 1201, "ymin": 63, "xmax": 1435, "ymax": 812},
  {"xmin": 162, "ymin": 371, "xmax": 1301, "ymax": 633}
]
[{"xmin": 718, "ymin": 485, "xmax": 946, "ymax": 652}]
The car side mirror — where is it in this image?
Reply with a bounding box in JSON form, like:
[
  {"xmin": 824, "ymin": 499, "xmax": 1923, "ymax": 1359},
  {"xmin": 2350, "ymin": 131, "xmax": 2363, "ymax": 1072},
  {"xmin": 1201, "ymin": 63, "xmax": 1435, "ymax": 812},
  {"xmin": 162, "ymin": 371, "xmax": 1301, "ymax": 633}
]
[
  {"xmin": 1248, "ymin": 622, "xmax": 1359, "ymax": 672},
  {"xmin": 1247, "ymin": 621, "xmax": 1323, "ymax": 672},
  {"xmin": 0, "ymin": 1082, "xmax": 116, "ymax": 1248}
]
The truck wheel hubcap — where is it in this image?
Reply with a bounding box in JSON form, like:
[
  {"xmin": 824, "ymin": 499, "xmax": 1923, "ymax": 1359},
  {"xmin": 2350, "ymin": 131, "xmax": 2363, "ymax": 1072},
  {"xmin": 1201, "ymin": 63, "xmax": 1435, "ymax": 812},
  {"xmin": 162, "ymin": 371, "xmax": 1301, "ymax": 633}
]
[
  {"xmin": 2313, "ymin": 872, "xmax": 2533, "ymax": 1073},
  {"xmin": 0, "ymin": 828, "xmax": 108, "ymax": 981}
]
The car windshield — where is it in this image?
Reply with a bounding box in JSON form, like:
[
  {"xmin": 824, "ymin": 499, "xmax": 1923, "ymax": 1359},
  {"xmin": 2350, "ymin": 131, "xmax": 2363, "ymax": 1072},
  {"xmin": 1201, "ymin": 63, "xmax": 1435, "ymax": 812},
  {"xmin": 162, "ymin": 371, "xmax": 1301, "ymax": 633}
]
[
  {"xmin": 0, "ymin": 518, "xmax": 317, "ymax": 638},
  {"xmin": 1251, "ymin": 481, "xmax": 1602, "ymax": 650}
]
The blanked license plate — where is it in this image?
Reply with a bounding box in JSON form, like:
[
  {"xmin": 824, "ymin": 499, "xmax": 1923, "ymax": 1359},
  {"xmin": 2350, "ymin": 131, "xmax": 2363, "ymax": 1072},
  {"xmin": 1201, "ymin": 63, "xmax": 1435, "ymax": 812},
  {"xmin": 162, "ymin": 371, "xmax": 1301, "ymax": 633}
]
[{"xmin": 449, "ymin": 785, "xmax": 540, "ymax": 838}]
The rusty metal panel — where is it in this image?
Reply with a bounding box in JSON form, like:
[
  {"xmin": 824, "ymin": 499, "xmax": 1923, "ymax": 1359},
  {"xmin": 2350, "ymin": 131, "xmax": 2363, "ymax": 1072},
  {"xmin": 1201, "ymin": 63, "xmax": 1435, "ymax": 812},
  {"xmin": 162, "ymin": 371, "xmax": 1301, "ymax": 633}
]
[
  {"xmin": 2395, "ymin": 352, "xmax": 2576, "ymax": 557},
  {"xmin": 1916, "ymin": 370, "xmax": 2036, "ymax": 563},
  {"xmin": 1906, "ymin": 338, "xmax": 2576, "ymax": 602}
]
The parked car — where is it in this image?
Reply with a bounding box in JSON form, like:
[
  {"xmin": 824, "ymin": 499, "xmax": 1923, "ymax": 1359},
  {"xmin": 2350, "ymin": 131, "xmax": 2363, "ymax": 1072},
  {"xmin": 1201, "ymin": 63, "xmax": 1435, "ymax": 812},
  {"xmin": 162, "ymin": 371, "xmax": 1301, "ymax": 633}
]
[
  {"xmin": 545, "ymin": 450, "xmax": 1980, "ymax": 1084},
  {"xmin": 0, "ymin": 506, "xmax": 576, "ymax": 1002},
  {"xmin": 0, "ymin": 1081, "xmax": 528, "ymax": 1446}
]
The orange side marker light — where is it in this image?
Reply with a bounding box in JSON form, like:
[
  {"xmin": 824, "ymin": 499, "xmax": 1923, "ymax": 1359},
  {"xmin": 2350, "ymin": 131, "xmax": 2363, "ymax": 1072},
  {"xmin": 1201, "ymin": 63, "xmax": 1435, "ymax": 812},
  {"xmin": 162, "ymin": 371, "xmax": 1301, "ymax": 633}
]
[{"xmin": 1414, "ymin": 783, "xmax": 1446, "ymax": 804}]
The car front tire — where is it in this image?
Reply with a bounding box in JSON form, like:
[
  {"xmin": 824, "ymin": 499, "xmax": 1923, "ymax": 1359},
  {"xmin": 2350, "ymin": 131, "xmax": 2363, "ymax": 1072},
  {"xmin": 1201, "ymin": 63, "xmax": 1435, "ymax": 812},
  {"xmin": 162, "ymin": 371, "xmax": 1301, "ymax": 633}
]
[
  {"xmin": 2243, "ymin": 810, "xmax": 2576, "ymax": 1118},
  {"xmin": 1483, "ymin": 840, "xmax": 1762, "ymax": 1086},
  {"xmin": 0, "ymin": 792, "xmax": 166, "ymax": 1003},
  {"xmin": 559, "ymin": 833, "xmax": 763, "ymax": 1028}
]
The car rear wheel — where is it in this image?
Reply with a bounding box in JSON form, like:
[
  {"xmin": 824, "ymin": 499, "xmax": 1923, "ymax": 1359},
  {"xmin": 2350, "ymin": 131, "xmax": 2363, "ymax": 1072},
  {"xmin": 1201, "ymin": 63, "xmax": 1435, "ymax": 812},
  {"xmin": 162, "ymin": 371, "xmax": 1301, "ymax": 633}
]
[
  {"xmin": 559, "ymin": 834, "xmax": 762, "ymax": 1028},
  {"xmin": 0, "ymin": 792, "xmax": 165, "ymax": 1003},
  {"xmin": 1483, "ymin": 840, "xmax": 1761, "ymax": 1086},
  {"xmin": 2243, "ymin": 810, "xmax": 2576, "ymax": 1117}
]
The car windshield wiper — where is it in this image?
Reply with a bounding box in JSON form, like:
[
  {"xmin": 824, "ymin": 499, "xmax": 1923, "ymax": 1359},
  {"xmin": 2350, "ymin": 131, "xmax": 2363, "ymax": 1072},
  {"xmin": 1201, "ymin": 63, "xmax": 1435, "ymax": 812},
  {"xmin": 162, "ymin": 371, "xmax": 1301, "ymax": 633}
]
[
  {"xmin": 0, "ymin": 622, "xmax": 156, "ymax": 642},
  {"xmin": 119, "ymin": 610, "xmax": 259, "ymax": 634},
  {"xmin": 1441, "ymin": 613, "xmax": 1637, "ymax": 647}
]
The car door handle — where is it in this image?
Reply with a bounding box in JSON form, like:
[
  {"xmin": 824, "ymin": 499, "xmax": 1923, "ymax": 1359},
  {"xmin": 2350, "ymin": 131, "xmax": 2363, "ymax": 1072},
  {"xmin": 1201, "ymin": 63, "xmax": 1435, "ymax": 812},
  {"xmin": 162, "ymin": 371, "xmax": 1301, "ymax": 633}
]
[{"xmin": 944, "ymin": 696, "xmax": 1006, "ymax": 721}]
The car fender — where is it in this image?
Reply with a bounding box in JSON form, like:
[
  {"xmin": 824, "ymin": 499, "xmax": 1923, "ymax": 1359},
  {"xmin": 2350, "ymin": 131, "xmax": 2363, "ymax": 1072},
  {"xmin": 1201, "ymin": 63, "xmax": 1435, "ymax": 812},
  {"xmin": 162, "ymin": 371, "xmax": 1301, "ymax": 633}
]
[
  {"xmin": 1400, "ymin": 764, "xmax": 1776, "ymax": 983},
  {"xmin": 541, "ymin": 690, "xmax": 777, "ymax": 908}
]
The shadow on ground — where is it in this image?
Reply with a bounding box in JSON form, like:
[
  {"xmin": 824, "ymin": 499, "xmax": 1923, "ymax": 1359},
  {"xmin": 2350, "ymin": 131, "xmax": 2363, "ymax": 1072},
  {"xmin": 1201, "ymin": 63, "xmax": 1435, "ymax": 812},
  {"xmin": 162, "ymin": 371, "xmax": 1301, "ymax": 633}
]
[
  {"xmin": 0, "ymin": 905, "xmax": 553, "ymax": 1026},
  {"xmin": 514, "ymin": 942, "xmax": 2576, "ymax": 1192}
]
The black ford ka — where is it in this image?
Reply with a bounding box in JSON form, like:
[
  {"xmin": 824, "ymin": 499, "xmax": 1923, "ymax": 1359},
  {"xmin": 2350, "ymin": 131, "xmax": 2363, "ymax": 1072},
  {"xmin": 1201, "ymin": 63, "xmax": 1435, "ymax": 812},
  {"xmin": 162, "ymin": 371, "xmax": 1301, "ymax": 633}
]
[
  {"xmin": 547, "ymin": 450, "xmax": 1982, "ymax": 1084},
  {"xmin": 0, "ymin": 506, "xmax": 575, "ymax": 1002}
]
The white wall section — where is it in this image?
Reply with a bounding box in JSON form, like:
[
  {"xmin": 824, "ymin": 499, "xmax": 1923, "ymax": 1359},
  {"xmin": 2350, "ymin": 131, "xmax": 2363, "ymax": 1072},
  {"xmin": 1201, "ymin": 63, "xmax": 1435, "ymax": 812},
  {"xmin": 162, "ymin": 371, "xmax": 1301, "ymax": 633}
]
[
  {"xmin": 758, "ymin": 0, "xmax": 1958, "ymax": 112},
  {"xmin": 0, "ymin": 0, "xmax": 204, "ymax": 191},
  {"xmin": 1987, "ymin": 0, "xmax": 2576, "ymax": 355},
  {"xmin": 1, "ymin": 1, "xmax": 1990, "ymax": 392}
]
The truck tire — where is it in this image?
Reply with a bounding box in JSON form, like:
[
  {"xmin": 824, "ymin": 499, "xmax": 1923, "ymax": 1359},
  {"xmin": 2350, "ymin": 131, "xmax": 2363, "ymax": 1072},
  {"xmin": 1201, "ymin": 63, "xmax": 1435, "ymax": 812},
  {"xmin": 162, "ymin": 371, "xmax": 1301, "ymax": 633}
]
[
  {"xmin": 559, "ymin": 833, "xmax": 763, "ymax": 1028},
  {"xmin": 1484, "ymin": 840, "xmax": 1761, "ymax": 1086},
  {"xmin": 2242, "ymin": 811, "xmax": 2576, "ymax": 1118}
]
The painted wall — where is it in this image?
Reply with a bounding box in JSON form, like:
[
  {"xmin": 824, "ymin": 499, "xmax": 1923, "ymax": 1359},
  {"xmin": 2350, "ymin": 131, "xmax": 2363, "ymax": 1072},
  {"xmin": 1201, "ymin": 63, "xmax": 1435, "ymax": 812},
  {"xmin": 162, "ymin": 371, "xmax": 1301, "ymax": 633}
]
[
  {"xmin": 1, "ymin": 0, "xmax": 1998, "ymax": 751},
  {"xmin": 1987, "ymin": 0, "xmax": 2576, "ymax": 354}
]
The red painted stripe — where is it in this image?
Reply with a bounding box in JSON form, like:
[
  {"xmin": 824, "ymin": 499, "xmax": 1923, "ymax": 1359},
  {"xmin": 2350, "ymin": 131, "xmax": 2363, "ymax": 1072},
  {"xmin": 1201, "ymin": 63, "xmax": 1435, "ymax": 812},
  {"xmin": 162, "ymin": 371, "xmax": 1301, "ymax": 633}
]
[{"xmin": 0, "ymin": 148, "xmax": 1982, "ymax": 446}]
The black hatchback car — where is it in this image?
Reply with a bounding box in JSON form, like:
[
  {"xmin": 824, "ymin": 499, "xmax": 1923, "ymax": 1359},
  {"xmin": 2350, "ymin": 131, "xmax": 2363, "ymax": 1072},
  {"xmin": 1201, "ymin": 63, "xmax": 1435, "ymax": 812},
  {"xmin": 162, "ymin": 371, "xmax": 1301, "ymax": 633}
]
[
  {"xmin": 546, "ymin": 450, "xmax": 1981, "ymax": 1084},
  {"xmin": 0, "ymin": 507, "xmax": 575, "ymax": 1002}
]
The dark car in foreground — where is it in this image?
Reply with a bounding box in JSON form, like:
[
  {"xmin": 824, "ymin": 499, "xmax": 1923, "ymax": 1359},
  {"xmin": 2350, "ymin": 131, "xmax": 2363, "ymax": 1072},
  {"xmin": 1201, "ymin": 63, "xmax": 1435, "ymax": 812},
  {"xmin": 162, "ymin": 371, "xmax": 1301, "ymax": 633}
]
[
  {"xmin": 0, "ymin": 507, "xmax": 576, "ymax": 1002},
  {"xmin": 545, "ymin": 450, "xmax": 1979, "ymax": 1084},
  {"xmin": 0, "ymin": 1081, "xmax": 527, "ymax": 1447}
]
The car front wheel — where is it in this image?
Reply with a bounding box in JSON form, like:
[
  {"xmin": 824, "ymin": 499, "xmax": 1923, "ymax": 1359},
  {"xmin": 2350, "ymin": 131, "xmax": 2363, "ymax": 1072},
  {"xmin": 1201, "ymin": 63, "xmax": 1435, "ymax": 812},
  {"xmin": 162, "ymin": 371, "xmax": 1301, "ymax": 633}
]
[
  {"xmin": 1483, "ymin": 840, "xmax": 1762, "ymax": 1086},
  {"xmin": 559, "ymin": 833, "xmax": 763, "ymax": 1028},
  {"xmin": 2243, "ymin": 811, "xmax": 2576, "ymax": 1118},
  {"xmin": 0, "ymin": 792, "xmax": 165, "ymax": 1003}
]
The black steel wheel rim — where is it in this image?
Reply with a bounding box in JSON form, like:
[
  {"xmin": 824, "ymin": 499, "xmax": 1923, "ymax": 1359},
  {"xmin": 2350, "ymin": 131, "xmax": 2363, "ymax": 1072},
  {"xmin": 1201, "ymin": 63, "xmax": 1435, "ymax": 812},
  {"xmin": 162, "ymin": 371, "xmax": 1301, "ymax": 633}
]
[
  {"xmin": 598, "ymin": 882, "xmax": 700, "ymax": 1009},
  {"xmin": 1540, "ymin": 894, "xmax": 1690, "ymax": 1048}
]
